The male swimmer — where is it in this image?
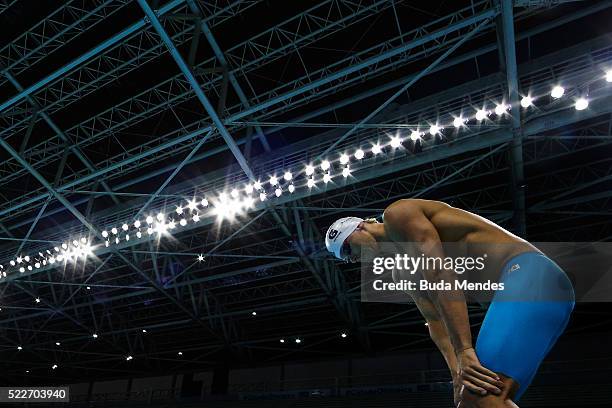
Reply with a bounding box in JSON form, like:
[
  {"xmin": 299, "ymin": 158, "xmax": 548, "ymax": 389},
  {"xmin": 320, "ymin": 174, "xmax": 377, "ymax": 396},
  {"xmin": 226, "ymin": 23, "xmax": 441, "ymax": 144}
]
[{"xmin": 325, "ymin": 199, "xmax": 574, "ymax": 407}]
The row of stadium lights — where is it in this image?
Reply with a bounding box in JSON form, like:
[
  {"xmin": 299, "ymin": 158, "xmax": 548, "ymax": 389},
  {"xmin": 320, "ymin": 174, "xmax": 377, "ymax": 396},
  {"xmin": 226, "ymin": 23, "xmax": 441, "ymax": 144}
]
[{"xmin": 1, "ymin": 73, "xmax": 610, "ymax": 280}]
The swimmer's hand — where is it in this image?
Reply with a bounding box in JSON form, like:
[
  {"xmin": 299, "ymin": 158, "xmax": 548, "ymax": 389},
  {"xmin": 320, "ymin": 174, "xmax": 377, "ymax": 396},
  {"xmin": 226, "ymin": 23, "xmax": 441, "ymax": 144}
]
[{"xmin": 457, "ymin": 348, "xmax": 504, "ymax": 396}]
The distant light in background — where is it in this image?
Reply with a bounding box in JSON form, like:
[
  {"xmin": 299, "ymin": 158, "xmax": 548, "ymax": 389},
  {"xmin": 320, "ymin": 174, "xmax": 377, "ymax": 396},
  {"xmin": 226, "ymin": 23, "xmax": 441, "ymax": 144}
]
[
  {"xmin": 134, "ymin": 220, "xmax": 141, "ymax": 228},
  {"xmin": 280, "ymin": 339, "xmax": 285, "ymax": 343},
  {"xmin": 520, "ymin": 95, "xmax": 533, "ymax": 108},
  {"xmin": 269, "ymin": 175, "xmax": 278, "ymax": 186},
  {"xmin": 121, "ymin": 224, "xmax": 128, "ymax": 231},
  {"xmin": 275, "ymin": 187, "xmax": 282, "ymax": 197},
  {"xmin": 320, "ymin": 160, "xmax": 330, "ymax": 171},
  {"xmin": 453, "ymin": 117, "xmax": 464, "ymax": 128},
  {"xmin": 288, "ymin": 184, "xmax": 295, "ymax": 193},
  {"xmin": 35, "ymin": 297, "xmax": 40, "ymax": 303},
  {"xmin": 259, "ymin": 192, "xmax": 267, "ymax": 202},
  {"xmin": 371, "ymin": 143, "xmax": 382, "ymax": 155},
  {"xmin": 575, "ymin": 97, "xmax": 589, "ymax": 111},
  {"xmin": 92, "ymin": 333, "xmax": 98, "ymax": 339},
  {"xmin": 494, "ymin": 103, "xmax": 508, "ymax": 116},
  {"xmin": 389, "ymin": 135, "xmax": 401, "ymax": 148},
  {"xmin": 305, "ymin": 164, "xmax": 315, "ymax": 175},
  {"xmin": 126, "ymin": 355, "xmax": 133, "ymax": 361},
  {"xmin": 295, "ymin": 338, "xmax": 302, "ymax": 344},
  {"xmin": 201, "ymin": 198, "xmax": 209, "ymax": 207},
  {"xmin": 17, "ymin": 346, "xmax": 22, "ymax": 350},
  {"xmin": 283, "ymin": 171, "xmax": 292, "ymax": 181},
  {"xmin": 251, "ymin": 311, "xmax": 257, "ymax": 316},
  {"xmin": 475, "ymin": 109, "xmax": 488, "ymax": 121},
  {"xmin": 341, "ymin": 333, "xmax": 347, "ymax": 338},
  {"xmin": 354, "ymin": 149, "xmax": 364, "ymax": 160},
  {"xmin": 428, "ymin": 125, "xmax": 441, "ymax": 136},
  {"xmin": 142, "ymin": 329, "xmax": 147, "ymax": 333},
  {"xmin": 56, "ymin": 342, "xmax": 61, "ymax": 346},
  {"xmin": 197, "ymin": 254, "xmax": 204, "ymax": 262},
  {"xmin": 52, "ymin": 364, "xmax": 58, "ymax": 370},
  {"xmin": 307, "ymin": 178, "xmax": 316, "ymax": 188},
  {"xmin": 551, "ymin": 85, "xmax": 565, "ymax": 99},
  {"xmin": 342, "ymin": 167, "xmax": 350, "ymax": 178},
  {"xmin": 323, "ymin": 173, "xmax": 332, "ymax": 184},
  {"xmin": 339, "ymin": 153, "xmax": 349, "ymax": 164},
  {"xmin": 146, "ymin": 216, "xmax": 153, "ymax": 224},
  {"xmin": 410, "ymin": 130, "xmax": 421, "ymax": 141}
]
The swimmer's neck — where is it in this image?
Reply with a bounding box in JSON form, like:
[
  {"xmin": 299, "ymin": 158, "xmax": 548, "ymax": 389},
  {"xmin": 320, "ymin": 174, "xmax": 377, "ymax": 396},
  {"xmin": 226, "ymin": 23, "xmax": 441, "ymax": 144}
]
[{"xmin": 363, "ymin": 222, "xmax": 388, "ymax": 242}]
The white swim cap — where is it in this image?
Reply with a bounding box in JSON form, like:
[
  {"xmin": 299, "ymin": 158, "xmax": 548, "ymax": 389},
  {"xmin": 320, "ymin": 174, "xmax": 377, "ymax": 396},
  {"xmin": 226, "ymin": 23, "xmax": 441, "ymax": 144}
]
[{"xmin": 325, "ymin": 217, "xmax": 363, "ymax": 260}]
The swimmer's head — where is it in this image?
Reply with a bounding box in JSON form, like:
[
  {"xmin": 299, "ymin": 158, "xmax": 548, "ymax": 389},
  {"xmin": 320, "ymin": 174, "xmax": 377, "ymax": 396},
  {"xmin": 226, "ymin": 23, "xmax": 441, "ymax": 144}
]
[{"xmin": 325, "ymin": 217, "xmax": 380, "ymax": 263}]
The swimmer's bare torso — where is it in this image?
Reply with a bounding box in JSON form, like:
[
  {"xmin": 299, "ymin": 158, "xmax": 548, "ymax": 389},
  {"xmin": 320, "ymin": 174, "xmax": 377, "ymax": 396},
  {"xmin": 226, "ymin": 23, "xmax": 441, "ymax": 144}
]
[{"xmin": 384, "ymin": 199, "xmax": 537, "ymax": 286}]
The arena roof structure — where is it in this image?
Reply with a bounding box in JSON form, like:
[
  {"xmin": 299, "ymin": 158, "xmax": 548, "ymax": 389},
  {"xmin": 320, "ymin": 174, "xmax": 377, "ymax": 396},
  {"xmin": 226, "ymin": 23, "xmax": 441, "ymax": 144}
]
[{"xmin": 0, "ymin": 0, "xmax": 611, "ymax": 384}]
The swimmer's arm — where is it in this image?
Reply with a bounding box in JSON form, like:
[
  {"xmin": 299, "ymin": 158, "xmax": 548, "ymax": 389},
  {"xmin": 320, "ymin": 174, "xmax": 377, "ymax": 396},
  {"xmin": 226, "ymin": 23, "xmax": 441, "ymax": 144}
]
[
  {"xmin": 385, "ymin": 203, "xmax": 503, "ymax": 395},
  {"xmin": 412, "ymin": 294, "xmax": 458, "ymax": 378},
  {"xmin": 384, "ymin": 204, "xmax": 472, "ymax": 352}
]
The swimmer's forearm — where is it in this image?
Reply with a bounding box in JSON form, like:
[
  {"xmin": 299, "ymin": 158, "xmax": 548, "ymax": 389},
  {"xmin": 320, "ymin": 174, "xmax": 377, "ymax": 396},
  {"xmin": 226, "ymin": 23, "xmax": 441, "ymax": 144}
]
[
  {"xmin": 418, "ymin": 242, "xmax": 473, "ymax": 352},
  {"xmin": 428, "ymin": 320, "xmax": 459, "ymax": 378}
]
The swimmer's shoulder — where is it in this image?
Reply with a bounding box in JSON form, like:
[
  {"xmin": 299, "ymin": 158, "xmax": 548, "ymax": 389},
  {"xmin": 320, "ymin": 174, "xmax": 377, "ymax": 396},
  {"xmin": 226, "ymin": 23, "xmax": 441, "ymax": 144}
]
[{"xmin": 383, "ymin": 199, "xmax": 451, "ymax": 231}]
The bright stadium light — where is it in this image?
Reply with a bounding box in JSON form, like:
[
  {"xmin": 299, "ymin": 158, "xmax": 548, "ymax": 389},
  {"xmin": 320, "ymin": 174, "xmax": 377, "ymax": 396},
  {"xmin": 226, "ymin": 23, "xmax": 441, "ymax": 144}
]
[
  {"xmin": 321, "ymin": 160, "xmax": 330, "ymax": 171},
  {"xmin": 288, "ymin": 184, "xmax": 295, "ymax": 193},
  {"xmin": 187, "ymin": 199, "xmax": 198, "ymax": 211},
  {"xmin": 101, "ymin": 230, "xmax": 108, "ymax": 238},
  {"xmin": 284, "ymin": 171, "xmax": 292, "ymax": 181},
  {"xmin": 176, "ymin": 206, "xmax": 183, "ymax": 215},
  {"xmin": 110, "ymin": 228, "xmax": 118, "ymax": 235},
  {"xmin": 551, "ymin": 85, "xmax": 564, "ymax": 99},
  {"xmin": 146, "ymin": 216, "xmax": 153, "ymax": 224},
  {"xmin": 475, "ymin": 109, "xmax": 488, "ymax": 121},
  {"xmin": 245, "ymin": 184, "xmax": 254, "ymax": 194},
  {"xmin": 428, "ymin": 125, "xmax": 441, "ymax": 136},
  {"xmin": 354, "ymin": 149, "xmax": 365, "ymax": 160},
  {"xmin": 342, "ymin": 167, "xmax": 350, "ymax": 178},
  {"xmin": 179, "ymin": 218, "xmax": 187, "ymax": 226},
  {"xmin": 371, "ymin": 143, "xmax": 382, "ymax": 154},
  {"xmin": 453, "ymin": 117, "xmax": 464, "ymax": 128},
  {"xmin": 520, "ymin": 95, "xmax": 533, "ymax": 108},
  {"xmin": 410, "ymin": 130, "xmax": 421, "ymax": 141},
  {"xmin": 254, "ymin": 180, "xmax": 262, "ymax": 190},
  {"xmin": 259, "ymin": 192, "xmax": 267, "ymax": 202},
  {"xmin": 607, "ymin": 70, "xmax": 612, "ymax": 82},
  {"xmin": 340, "ymin": 153, "xmax": 349, "ymax": 164},
  {"xmin": 269, "ymin": 175, "xmax": 278, "ymax": 186},
  {"xmin": 230, "ymin": 188, "xmax": 239, "ymax": 198},
  {"xmin": 192, "ymin": 214, "xmax": 200, "ymax": 222},
  {"xmin": 575, "ymin": 97, "xmax": 589, "ymax": 111},
  {"xmin": 295, "ymin": 338, "xmax": 302, "ymax": 344},
  {"xmin": 201, "ymin": 198, "xmax": 209, "ymax": 207},
  {"xmin": 494, "ymin": 103, "xmax": 509, "ymax": 116},
  {"xmin": 390, "ymin": 135, "xmax": 401, "ymax": 148},
  {"xmin": 156, "ymin": 212, "xmax": 164, "ymax": 222},
  {"xmin": 134, "ymin": 220, "xmax": 141, "ymax": 228},
  {"xmin": 121, "ymin": 224, "xmax": 128, "ymax": 231},
  {"xmin": 305, "ymin": 164, "xmax": 315, "ymax": 175},
  {"xmin": 307, "ymin": 178, "xmax": 315, "ymax": 188},
  {"xmin": 275, "ymin": 187, "xmax": 282, "ymax": 197},
  {"xmin": 323, "ymin": 173, "xmax": 332, "ymax": 183}
]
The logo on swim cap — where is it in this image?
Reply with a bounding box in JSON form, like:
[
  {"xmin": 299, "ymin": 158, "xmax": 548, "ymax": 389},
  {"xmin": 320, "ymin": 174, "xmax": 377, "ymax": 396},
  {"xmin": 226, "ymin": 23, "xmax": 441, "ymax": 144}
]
[
  {"xmin": 328, "ymin": 229, "xmax": 339, "ymax": 241},
  {"xmin": 325, "ymin": 217, "xmax": 363, "ymax": 260}
]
